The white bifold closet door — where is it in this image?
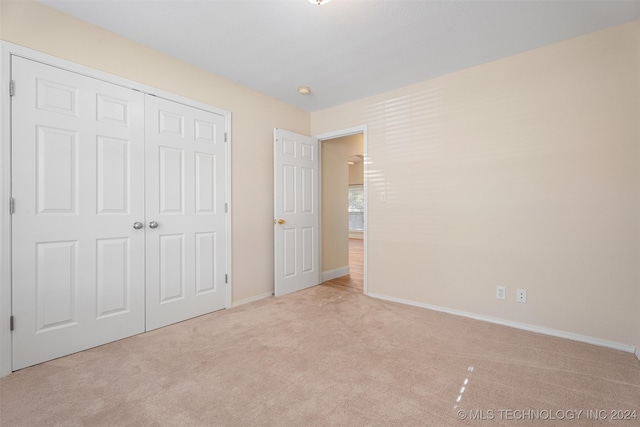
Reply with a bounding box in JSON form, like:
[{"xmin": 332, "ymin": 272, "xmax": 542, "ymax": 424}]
[
  {"xmin": 144, "ymin": 95, "xmax": 227, "ymax": 331},
  {"xmin": 11, "ymin": 57, "xmax": 227, "ymax": 370},
  {"xmin": 11, "ymin": 57, "xmax": 146, "ymax": 370}
]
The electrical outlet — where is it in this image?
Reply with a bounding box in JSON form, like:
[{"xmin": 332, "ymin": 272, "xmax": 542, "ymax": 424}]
[
  {"xmin": 496, "ymin": 286, "xmax": 506, "ymax": 300},
  {"xmin": 516, "ymin": 289, "xmax": 527, "ymax": 303}
]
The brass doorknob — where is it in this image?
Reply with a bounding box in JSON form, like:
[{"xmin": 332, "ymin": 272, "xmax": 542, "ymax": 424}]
[{"xmin": 277, "ymin": 219, "xmax": 285, "ymax": 225}]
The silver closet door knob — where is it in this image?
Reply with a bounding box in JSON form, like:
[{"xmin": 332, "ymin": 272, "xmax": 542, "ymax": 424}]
[
  {"xmin": 133, "ymin": 222, "xmax": 144, "ymax": 230},
  {"xmin": 149, "ymin": 221, "xmax": 159, "ymax": 229}
]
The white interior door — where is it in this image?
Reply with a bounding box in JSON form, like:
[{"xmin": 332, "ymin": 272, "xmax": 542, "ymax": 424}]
[
  {"xmin": 145, "ymin": 95, "xmax": 228, "ymax": 330},
  {"xmin": 11, "ymin": 57, "xmax": 146, "ymax": 370},
  {"xmin": 273, "ymin": 129, "xmax": 319, "ymax": 296}
]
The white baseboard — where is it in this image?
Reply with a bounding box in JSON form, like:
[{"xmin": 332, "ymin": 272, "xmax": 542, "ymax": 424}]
[
  {"xmin": 231, "ymin": 292, "xmax": 272, "ymax": 308},
  {"xmin": 368, "ymin": 292, "xmax": 636, "ymax": 354},
  {"xmin": 636, "ymin": 348, "xmax": 640, "ymax": 363},
  {"xmin": 321, "ymin": 266, "xmax": 350, "ymax": 282}
]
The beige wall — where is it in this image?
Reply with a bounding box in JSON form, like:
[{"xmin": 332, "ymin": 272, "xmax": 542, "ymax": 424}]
[
  {"xmin": 313, "ymin": 20, "xmax": 640, "ymax": 349},
  {"xmin": 349, "ymin": 161, "xmax": 364, "ymax": 186},
  {"xmin": 321, "ymin": 134, "xmax": 363, "ymax": 272},
  {"xmin": 0, "ymin": 0, "xmax": 310, "ymax": 303}
]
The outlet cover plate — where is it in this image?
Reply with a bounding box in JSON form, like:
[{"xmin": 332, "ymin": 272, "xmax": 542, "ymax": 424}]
[
  {"xmin": 516, "ymin": 289, "xmax": 527, "ymax": 303},
  {"xmin": 496, "ymin": 286, "xmax": 506, "ymax": 300}
]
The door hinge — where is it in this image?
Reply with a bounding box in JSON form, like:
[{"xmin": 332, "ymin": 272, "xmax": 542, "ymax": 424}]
[
  {"xmin": 225, "ymin": 274, "xmax": 228, "ymax": 284},
  {"xmin": 224, "ymin": 132, "xmax": 228, "ymax": 143},
  {"xmin": 225, "ymin": 203, "xmax": 228, "ymax": 213},
  {"xmin": 10, "ymin": 316, "xmax": 14, "ymax": 331},
  {"xmin": 9, "ymin": 197, "xmax": 15, "ymax": 214},
  {"xmin": 9, "ymin": 80, "xmax": 15, "ymax": 97}
]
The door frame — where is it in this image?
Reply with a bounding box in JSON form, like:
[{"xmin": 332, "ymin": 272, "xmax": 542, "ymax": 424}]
[
  {"xmin": 314, "ymin": 125, "xmax": 368, "ymax": 296},
  {"xmin": 0, "ymin": 42, "xmax": 233, "ymax": 376}
]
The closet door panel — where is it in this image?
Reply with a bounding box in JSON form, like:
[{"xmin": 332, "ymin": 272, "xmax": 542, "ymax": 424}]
[
  {"xmin": 145, "ymin": 95, "xmax": 227, "ymax": 330},
  {"xmin": 11, "ymin": 57, "xmax": 146, "ymax": 370}
]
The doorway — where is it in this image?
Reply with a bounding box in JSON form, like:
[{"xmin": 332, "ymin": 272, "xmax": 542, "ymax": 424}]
[{"xmin": 316, "ymin": 126, "xmax": 367, "ymax": 295}]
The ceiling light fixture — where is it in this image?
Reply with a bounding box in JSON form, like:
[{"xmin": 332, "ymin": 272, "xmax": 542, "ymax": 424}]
[
  {"xmin": 298, "ymin": 86, "xmax": 311, "ymax": 96},
  {"xmin": 309, "ymin": 0, "xmax": 332, "ymax": 5}
]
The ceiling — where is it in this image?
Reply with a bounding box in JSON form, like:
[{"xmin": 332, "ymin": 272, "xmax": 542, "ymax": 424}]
[{"xmin": 38, "ymin": 0, "xmax": 640, "ymax": 112}]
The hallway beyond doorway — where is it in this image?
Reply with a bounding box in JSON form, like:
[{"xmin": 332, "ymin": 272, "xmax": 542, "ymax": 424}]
[{"xmin": 321, "ymin": 239, "xmax": 363, "ymax": 293}]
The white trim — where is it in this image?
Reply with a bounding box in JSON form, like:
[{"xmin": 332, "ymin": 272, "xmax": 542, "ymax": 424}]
[
  {"xmin": 0, "ymin": 42, "xmax": 233, "ymax": 376},
  {"xmin": 321, "ymin": 266, "xmax": 350, "ymax": 282},
  {"xmin": 314, "ymin": 125, "xmax": 368, "ymax": 296},
  {"xmin": 225, "ymin": 113, "xmax": 232, "ymax": 310},
  {"xmin": 318, "ymin": 134, "xmax": 323, "ymax": 288},
  {"xmin": 368, "ymin": 292, "xmax": 637, "ymax": 354},
  {"xmin": 231, "ymin": 292, "xmax": 272, "ymax": 308},
  {"xmin": 0, "ymin": 43, "xmax": 13, "ymax": 377},
  {"xmin": 315, "ymin": 126, "xmax": 366, "ymax": 140}
]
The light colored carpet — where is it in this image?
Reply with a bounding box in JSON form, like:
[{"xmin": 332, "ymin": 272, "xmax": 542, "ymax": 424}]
[{"xmin": 1, "ymin": 285, "xmax": 638, "ymax": 426}]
